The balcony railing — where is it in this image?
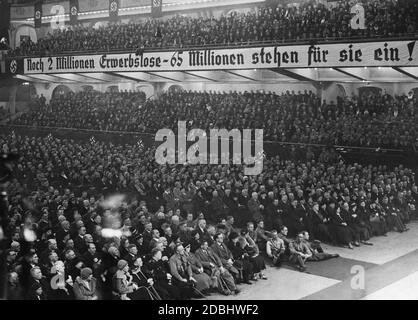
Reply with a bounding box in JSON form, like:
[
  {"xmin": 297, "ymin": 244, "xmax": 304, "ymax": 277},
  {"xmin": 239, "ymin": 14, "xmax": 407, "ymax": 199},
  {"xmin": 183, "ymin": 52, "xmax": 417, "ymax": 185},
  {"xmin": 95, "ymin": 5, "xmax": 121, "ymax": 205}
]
[{"xmin": 7, "ymin": 33, "xmax": 418, "ymax": 59}]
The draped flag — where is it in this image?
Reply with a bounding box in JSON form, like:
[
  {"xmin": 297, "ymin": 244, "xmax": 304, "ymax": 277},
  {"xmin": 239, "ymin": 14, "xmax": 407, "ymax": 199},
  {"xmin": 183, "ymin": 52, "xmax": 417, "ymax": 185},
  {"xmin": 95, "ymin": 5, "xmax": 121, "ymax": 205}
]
[
  {"xmin": 69, "ymin": 0, "xmax": 79, "ymax": 25},
  {"xmin": 151, "ymin": 0, "xmax": 162, "ymax": 18},
  {"xmin": 109, "ymin": 0, "xmax": 119, "ymax": 21},
  {"xmin": 34, "ymin": 1, "xmax": 43, "ymax": 28}
]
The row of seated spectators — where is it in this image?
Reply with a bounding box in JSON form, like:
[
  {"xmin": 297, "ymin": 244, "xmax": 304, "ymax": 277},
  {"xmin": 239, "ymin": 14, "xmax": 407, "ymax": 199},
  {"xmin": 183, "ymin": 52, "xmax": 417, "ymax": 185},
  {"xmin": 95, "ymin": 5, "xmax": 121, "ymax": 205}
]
[
  {"xmin": 8, "ymin": 0, "xmax": 418, "ymax": 57},
  {"xmin": 2, "ymin": 131, "xmax": 418, "ymax": 299},
  {"xmin": 10, "ymin": 89, "xmax": 418, "ymax": 150}
]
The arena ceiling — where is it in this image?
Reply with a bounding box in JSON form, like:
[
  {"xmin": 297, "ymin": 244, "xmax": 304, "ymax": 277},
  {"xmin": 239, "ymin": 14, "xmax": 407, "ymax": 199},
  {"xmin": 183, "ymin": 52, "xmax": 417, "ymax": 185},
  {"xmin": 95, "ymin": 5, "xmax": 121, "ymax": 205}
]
[{"xmin": 15, "ymin": 66, "xmax": 418, "ymax": 84}]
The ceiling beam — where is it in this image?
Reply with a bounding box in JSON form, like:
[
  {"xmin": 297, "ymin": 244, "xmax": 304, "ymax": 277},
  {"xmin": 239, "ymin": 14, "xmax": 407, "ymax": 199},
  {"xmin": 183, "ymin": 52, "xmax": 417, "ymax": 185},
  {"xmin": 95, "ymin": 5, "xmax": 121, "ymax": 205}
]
[
  {"xmin": 18, "ymin": 74, "xmax": 78, "ymax": 83},
  {"xmin": 223, "ymin": 70, "xmax": 258, "ymax": 81},
  {"xmin": 269, "ymin": 68, "xmax": 318, "ymax": 83},
  {"xmin": 48, "ymin": 73, "xmax": 99, "ymax": 83},
  {"xmin": 183, "ymin": 71, "xmax": 218, "ymax": 82},
  {"xmin": 392, "ymin": 67, "xmax": 418, "ymax": 81},
  {"xmin": 79, "ymin": 72, "xmax": 127, "ymax": 82},
  {"xmin": 15, "ymin": 74, "xmax": 56, "ymax": 83},
  {"xmin": 74, "ymin": 73, "xmax": 111, "ymax": 82},
  {"xmin": 108, "ymin": 72, "xmax": 144, "ymax": 82},
  {"xmin": 333, "ymin": 67, "xmax": 366, "ymax": 81},
  {"xmin": 146, "ymin": 72, "xmax": 181, "ymax": 82}
]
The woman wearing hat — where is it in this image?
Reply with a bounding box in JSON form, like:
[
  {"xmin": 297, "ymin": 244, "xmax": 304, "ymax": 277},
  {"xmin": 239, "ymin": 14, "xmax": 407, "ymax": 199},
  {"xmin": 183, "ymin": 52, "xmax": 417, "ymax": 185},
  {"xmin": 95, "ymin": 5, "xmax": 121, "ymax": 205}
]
[
  {"xmin": 112, "ymin": 259, "xmax": 140, "ymax": 300},
  {"xmin": 73, "ymin": 267, "xmax": 99, "ymax": 300},
  {"xmin": 226, "ymin": 232, "xmax": 254, "ymax": 285}
]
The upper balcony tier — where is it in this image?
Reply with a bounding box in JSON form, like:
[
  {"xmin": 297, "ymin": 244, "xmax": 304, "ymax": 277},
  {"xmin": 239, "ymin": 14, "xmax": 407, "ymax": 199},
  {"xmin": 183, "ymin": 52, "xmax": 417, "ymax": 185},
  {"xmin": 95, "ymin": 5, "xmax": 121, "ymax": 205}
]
[{"xmin": 7, "ymin": 0, "xmax": 418, "ymax": 58}]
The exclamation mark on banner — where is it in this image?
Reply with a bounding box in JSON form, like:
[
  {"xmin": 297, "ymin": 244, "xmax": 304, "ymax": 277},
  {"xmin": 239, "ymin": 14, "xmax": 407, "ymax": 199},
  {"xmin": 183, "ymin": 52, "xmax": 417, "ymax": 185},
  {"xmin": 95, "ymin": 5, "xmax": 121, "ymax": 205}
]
[{"xmin": 407, "ymin": 41, "xmax": 416, "ymax": 61}]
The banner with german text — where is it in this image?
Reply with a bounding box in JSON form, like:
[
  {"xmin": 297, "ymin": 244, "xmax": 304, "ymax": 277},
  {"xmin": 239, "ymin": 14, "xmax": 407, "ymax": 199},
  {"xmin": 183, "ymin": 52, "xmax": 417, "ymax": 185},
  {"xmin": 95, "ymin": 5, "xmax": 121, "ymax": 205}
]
[{"xmin": 16, "ymin": 40, "xmax": 418, "ymax": 75}]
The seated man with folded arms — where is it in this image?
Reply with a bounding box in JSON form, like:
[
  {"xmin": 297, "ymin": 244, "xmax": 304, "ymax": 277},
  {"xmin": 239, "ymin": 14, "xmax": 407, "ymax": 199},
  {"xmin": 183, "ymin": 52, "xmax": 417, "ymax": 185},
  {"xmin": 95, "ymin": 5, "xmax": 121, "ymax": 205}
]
[{"xmin": 266, "ymin": 230, "xmax": 286, "ymax": 267}]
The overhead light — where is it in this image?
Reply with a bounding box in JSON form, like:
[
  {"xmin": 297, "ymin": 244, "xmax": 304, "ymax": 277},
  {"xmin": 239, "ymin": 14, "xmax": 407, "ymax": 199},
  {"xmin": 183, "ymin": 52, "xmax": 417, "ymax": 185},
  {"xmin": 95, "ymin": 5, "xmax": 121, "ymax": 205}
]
[
  {"xmin": 314, "ymin": 68, "xmax": 318, "ymax": 71},
  {"xmin": 364, "ymin": 67, "xmax": 367, "ymax": 69},
  {"xmin": 22, "ymin": 82, "xmax": 29, "ymax": 85}
]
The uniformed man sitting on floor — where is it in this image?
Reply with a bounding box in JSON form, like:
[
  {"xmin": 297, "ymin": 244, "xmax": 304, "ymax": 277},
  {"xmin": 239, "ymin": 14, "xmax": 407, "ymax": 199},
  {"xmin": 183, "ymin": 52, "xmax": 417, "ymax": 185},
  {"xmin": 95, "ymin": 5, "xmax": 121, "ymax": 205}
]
[
  {"xmin": 289, "ymin": 232, "xmax": 312, "ymax": 272},
  {"xmin": 301, "ymin": 231, "xmax": 339, "ymax": 261},
  {"xmin": 266, "ymin": 229, "xmax": 286, "ymax": 267}
]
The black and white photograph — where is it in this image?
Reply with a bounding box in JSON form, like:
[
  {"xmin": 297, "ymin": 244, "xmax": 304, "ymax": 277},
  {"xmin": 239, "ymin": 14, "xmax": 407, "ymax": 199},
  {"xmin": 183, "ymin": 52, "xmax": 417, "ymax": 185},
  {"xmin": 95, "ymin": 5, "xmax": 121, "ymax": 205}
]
[{"xmin": 0, "ymin": 0, "xmax": 417, "ymax": 311}]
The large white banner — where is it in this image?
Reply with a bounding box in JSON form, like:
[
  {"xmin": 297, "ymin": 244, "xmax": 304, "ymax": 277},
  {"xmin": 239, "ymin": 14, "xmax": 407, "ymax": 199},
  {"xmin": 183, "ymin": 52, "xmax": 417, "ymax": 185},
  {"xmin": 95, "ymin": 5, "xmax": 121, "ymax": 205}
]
[{"xmin": 23, "ymin": 40, "xmax": 418, "ymax": 74}]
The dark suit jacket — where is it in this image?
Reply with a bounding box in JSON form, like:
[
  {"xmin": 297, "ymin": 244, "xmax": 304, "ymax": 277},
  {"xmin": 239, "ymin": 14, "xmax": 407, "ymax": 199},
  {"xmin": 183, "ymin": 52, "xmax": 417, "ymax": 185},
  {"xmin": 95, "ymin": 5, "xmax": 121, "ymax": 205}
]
[
  {"xmin": 123, "ymin": 253, "xmax": 138, "ymax": 269},
  {"xmin": 195, "ymin": 248, "xmax": 223, "ymax": 270},
  {"xmin": 74, "ymin": 235, "xmax": 87, "ymax": 254},
  {"xmin": 196, "ymin": 227, "xmax": 209, "ymax": 240},
  {"xmin": 330, "ymin": 211, "xmax": 347, "ymax": 226},
  {"xmin": 210, "ymin": 242, "xmax": 233, "ymax": 265},
  {"xmin": 81, "ymin": 251, "xmax": 100, "ymax": 270}
]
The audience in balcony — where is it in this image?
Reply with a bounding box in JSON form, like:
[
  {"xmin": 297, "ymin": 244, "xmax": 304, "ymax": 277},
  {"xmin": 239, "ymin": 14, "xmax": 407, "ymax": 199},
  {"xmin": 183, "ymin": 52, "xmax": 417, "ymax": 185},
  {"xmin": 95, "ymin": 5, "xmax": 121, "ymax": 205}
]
[
  {"xmin": 10, "ymin": 89, "xmax": 418, "ymax": 150},
  {"xmin": 8, "ymin": 0, "xmax": 418, "ymax": 57}
]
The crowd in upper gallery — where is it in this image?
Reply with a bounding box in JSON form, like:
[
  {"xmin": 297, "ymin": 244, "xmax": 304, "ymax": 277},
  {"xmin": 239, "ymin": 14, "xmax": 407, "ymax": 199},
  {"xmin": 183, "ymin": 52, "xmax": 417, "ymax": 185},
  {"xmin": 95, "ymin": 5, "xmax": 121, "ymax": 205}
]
[
  {"xmin": 7, "ymin": 0, "xmax": 418, "ymax": 57},
  {"xmin": 9, "ymin": 89, "xmax": 418, "ymax": 150}
]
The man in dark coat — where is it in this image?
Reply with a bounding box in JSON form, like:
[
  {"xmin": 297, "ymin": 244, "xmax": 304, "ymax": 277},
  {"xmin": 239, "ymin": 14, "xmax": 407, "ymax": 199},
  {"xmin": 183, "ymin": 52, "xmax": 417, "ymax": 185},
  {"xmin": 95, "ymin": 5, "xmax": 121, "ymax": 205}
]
[
  {"xmin": 195, "ymin": 240, "xmax": 238, "ymax": 295},
  {"xmin": 210, "ymin": 233, "xmax": 240, "ymax": 281},
  {"xmin": 310, "ymin": 202, "xmax": 335, "ymax": 244},
  {"xmin": 284, "ymin": 200, "xmax": 305, "ymax": 237},
  {"xmin": 123, "ymin": 244, "xmax": 139, "ymax": 269},
  {"xmin": 265, "ymin": 198, "xmax": 284, "ymax": 230}
]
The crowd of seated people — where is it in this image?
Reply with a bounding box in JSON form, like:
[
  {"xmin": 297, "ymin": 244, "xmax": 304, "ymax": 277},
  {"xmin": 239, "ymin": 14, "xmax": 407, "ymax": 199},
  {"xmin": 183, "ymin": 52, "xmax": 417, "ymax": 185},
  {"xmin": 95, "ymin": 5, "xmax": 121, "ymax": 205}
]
[
  {"xmin": 10, "ymin": 89, "xmax": 418, "ymax": 150},
  {"xmin": 8, "ymin": 0, "xmax": 418, "ymax": 57},
  {"xmin": 2, "ymin": 131, "xmax": 417, "ymax": 299}
]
